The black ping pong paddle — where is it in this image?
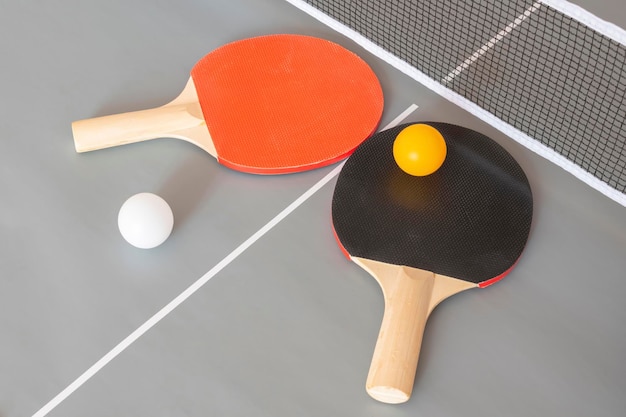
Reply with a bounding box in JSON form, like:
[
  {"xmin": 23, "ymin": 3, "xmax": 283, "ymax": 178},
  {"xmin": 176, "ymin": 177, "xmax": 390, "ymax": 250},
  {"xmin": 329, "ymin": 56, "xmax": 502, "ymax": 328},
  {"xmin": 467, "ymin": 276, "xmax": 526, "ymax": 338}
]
[{"xmin": 332, "ymin": 122, "xmax": 533, "ymax": 403}]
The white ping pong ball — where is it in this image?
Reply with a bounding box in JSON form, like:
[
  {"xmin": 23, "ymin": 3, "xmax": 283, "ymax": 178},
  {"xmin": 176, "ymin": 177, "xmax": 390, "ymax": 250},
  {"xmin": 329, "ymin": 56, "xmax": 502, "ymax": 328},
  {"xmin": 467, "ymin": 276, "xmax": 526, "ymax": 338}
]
[{"xmin": 118, "ymin": 193, "xmax": 174, "ymax": 249}]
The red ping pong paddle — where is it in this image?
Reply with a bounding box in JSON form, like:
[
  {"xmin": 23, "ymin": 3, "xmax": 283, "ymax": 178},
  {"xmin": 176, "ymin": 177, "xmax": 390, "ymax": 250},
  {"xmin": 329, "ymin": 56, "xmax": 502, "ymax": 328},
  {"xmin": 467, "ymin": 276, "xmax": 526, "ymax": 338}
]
[
  {"xmin": 72, "ymin": 34, "xmax": 384, "ymax": 174},
  {"xmin": 332, "ymin": 122, "xmax": 533, "ymax": 403}
]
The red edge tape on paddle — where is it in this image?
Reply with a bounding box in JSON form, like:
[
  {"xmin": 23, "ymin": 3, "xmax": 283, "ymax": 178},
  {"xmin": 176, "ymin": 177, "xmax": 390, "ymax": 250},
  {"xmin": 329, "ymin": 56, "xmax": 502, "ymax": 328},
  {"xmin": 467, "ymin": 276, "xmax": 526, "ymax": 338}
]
[
  {"xmin": 332, "ymin": 222, "xmax": 352, "ymax": 260},
  {"xmin": 217, "ymin": 148, "xmax": 357, "ymax": 175},
  {"xmin": 478, "ymin": 258, "xmax": 522, "ymax": 288}
]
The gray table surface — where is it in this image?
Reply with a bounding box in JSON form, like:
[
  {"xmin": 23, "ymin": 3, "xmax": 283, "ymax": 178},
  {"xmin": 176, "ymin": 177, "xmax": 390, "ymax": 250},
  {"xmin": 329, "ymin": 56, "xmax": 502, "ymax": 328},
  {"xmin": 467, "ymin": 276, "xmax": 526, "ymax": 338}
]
[{"xmin": 1, "ymin": 1, "xmax": 625, "ymax": 416}]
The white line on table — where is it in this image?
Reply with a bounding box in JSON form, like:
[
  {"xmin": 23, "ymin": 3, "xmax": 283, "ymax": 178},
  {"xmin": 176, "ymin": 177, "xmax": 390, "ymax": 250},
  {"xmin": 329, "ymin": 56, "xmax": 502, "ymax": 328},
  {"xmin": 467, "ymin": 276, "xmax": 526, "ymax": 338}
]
[{"xmin": 441, "ymin": 1, "xmax": 542, "ymax": 84}]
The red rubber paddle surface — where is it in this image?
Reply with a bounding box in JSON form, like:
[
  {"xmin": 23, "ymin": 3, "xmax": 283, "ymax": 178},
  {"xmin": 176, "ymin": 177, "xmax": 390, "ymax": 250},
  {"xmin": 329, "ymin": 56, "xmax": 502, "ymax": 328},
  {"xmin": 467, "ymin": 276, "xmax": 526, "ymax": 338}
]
[{"xmin": 191, "ymin": 34, "xmax": 384, "ymax": 174}]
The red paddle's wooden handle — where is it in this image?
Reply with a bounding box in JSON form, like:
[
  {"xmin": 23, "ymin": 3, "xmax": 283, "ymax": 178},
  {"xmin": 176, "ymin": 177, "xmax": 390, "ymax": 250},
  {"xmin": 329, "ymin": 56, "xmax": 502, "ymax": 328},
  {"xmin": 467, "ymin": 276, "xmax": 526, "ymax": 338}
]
[{"xmin": 71, "ymin": 78, "xmax": 215, "ymax": 155}]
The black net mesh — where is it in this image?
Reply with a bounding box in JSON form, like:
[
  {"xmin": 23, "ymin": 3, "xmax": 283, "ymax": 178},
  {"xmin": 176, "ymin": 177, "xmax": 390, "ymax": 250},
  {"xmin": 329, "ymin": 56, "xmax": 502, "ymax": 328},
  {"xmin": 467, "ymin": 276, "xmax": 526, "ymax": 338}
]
[{"xmin": 304, "ymin": 0, "xmax": 626, "ymax": 194}]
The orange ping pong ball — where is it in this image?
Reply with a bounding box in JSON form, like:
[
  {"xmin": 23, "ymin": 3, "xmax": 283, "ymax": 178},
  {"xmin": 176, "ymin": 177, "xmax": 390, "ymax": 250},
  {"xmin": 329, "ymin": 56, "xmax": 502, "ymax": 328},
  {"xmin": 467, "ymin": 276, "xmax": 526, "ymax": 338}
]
[{"xmin": 393, "ymin": 124, "xmax": 447, "ymax": 176}]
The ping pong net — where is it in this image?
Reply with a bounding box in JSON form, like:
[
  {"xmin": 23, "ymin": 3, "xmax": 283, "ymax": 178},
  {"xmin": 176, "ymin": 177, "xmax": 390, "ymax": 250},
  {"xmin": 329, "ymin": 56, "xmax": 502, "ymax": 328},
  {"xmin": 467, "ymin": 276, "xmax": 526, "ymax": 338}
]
[{"xmin": 287, "ymin": 0, "xmax": 626, "ymax": 206}]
